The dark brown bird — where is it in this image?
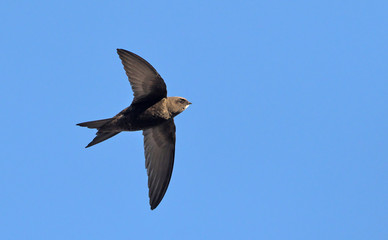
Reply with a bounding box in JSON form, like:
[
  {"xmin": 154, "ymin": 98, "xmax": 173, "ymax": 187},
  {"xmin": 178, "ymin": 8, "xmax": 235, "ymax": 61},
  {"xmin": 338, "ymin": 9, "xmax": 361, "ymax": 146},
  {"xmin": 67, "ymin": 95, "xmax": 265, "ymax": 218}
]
[{"xmin": 77, "ymin": 49, "xmax": 191, "ymax": 210}]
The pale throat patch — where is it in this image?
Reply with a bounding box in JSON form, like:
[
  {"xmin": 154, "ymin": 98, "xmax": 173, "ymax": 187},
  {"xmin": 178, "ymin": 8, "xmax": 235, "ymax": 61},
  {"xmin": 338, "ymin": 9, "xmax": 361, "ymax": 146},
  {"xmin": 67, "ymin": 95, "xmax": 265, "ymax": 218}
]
[{"xmin": 184, "ymin": 105, "xmax": 190, "ymax": 110}]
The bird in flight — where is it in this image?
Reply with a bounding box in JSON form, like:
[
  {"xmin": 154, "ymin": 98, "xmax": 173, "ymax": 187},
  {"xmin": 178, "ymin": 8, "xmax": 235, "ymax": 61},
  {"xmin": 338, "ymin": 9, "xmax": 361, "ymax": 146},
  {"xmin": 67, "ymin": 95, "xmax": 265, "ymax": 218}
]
[{"xmin": 77, "ymin": 49, "xmax": 191, "ymax": 210}]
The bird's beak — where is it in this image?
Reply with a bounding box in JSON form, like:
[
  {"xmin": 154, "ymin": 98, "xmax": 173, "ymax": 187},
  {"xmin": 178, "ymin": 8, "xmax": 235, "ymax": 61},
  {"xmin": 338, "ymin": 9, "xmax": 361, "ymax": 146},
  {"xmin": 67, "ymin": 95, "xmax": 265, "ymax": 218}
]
[{"xmin": 188, "ymin": 101, "xmax": 192, "ymax": 105}]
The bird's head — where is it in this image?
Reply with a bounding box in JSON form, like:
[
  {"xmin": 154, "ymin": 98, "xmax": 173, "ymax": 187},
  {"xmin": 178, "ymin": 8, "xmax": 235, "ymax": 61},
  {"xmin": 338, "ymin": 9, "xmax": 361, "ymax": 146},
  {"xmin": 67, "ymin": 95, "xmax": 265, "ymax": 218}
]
[{"xmin": 167, "ymin": 97, "xmax": 192, "ymax": 117}]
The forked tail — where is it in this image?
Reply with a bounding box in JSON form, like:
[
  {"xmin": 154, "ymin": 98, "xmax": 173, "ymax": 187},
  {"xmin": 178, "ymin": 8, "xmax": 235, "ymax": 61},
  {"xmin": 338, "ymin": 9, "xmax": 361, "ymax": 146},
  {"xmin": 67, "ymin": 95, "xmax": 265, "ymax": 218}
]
[
  {"xmin": 76, "ymin": 118, "xmax": 112, "ymax": 129},
  {"xmin": 77, "ymin": 118, "xmax": 120, "ymax": 148}
]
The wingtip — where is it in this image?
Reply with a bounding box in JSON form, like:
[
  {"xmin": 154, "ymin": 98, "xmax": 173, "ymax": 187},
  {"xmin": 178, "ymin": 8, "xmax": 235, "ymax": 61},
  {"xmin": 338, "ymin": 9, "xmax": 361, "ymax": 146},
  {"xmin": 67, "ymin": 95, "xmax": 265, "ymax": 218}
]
[
  {"xmin": 150, "ymin": 200, "xmax": 157, "ymax": 210},
  {"xmin": 150, "ymin": 200, "xmax": 161, "ymax": 210}
]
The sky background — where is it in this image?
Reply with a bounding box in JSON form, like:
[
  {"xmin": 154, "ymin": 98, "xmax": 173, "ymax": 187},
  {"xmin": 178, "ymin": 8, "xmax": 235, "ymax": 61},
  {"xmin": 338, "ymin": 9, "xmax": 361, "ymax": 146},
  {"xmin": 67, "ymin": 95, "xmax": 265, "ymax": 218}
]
[{"xmin": 1, "ymin": 1, "xmax": 387, "ymax": 239}]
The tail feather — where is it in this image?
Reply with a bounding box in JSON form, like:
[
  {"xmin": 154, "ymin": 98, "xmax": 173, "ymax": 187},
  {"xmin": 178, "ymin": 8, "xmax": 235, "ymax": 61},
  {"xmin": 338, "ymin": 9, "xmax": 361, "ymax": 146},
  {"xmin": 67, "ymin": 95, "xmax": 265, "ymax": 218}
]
[
  {"xmin": 77, "ymin": 118, "xmax": 113, "ymax": 129},
  {"xmin": 86, "ymin": 131, "xmax": 120, "ymax": 148},
  {"xmin": 77, "ymin": 118, "xmax": 120, "ymax": 148}
]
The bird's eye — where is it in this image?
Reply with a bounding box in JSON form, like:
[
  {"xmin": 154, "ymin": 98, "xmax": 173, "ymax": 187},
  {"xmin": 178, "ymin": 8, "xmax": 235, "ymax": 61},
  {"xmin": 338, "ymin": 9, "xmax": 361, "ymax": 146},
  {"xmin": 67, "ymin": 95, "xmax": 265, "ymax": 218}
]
[{"xmin": 179, "ymin": 98, "xmax": 185, "ymax": 103}]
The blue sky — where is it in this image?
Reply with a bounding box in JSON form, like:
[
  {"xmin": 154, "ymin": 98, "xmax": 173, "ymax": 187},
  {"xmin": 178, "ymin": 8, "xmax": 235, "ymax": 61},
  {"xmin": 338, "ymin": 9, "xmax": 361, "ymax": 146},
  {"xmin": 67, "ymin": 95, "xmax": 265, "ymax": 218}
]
[{"xmin": 1, "ymin": 1, "xmax": 387, "ymax": 239}]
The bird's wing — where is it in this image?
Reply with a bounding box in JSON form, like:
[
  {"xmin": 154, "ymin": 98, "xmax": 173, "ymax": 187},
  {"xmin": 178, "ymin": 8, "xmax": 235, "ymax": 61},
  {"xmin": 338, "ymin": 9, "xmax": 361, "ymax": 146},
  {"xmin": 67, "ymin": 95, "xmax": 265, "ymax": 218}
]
[
  {"xmin": 142, "ymin": 119, "xmax": 176, "ymax": 210},
  {"xmin": 117, "ymin": 49, "xmax": 167, "ymax": 105}
]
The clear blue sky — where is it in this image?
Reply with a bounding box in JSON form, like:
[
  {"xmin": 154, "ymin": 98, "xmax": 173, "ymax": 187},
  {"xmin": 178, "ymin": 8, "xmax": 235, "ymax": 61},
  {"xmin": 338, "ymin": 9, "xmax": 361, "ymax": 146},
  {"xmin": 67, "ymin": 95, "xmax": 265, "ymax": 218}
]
[{"xmin": 1, "ymin": 1, "xmax": 387, "ymax": 239}]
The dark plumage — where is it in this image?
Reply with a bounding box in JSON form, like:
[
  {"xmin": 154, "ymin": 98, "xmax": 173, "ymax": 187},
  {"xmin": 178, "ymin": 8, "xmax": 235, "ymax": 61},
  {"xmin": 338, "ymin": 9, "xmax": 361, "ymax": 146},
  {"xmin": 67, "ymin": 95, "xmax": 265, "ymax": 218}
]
[{"xmin": 77, "ymin": 49, "xmax": 191, "ymax": 210}]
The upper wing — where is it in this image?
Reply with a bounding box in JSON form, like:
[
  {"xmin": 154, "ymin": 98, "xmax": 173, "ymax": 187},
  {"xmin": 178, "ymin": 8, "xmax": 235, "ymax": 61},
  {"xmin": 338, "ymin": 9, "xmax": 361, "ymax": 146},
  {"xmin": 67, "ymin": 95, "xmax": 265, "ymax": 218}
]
[
  {"xmin": 117, "ymin": 49, "xmax": 167, "ymax": 105},
  {"xmin": 143, "ymin": 119, "xmax": 176, "ymax": 210}
]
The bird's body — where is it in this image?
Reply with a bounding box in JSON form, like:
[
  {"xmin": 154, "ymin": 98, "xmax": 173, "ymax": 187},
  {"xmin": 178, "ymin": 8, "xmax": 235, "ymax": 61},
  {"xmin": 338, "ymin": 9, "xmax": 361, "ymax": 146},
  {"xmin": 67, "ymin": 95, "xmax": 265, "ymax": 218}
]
[
  {"xmin": 91, "ymin": 97, "xmax": 179, "ymax": 132},
  {"xmin": 77, "ymin": 49, "xmax": 191, "ymax": 210}
]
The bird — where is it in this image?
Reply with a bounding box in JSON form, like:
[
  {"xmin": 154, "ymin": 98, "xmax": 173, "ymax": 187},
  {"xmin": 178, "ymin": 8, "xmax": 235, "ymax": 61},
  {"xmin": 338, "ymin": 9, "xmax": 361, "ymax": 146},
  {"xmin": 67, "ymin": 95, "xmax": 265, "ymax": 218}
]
[{"xmin": 77, "ymin": 49, "xmax": 191, "ymax": 210}]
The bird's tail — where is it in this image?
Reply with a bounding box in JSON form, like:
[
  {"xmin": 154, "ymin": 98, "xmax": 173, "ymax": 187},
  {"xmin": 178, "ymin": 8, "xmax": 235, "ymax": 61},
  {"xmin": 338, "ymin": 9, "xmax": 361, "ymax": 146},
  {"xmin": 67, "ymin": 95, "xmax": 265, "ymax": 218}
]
[
  {"xmin": 77, "ymin": 118, "xmax": 120, "ymax": 148},
  {"xmin": 77, "ymin": 118, "xmax": 112, "ymax": 129}
]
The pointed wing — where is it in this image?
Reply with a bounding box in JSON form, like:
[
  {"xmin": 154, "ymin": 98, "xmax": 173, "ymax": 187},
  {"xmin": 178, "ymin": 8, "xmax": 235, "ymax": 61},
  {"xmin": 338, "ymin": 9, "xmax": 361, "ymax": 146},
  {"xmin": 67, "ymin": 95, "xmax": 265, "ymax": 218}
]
[
  {"xmin": 117, "ymin": 49, "xmax": 167, "ymax": 105},
  {"xmin": 143, "ymin": 120, "xmax": 176, "ymax": 210}
]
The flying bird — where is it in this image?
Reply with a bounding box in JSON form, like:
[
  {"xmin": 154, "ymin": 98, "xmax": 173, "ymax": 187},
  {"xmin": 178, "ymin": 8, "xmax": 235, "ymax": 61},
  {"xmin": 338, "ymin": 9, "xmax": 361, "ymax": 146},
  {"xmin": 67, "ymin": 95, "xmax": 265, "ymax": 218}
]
[{"xmin": 77, "ymin": 49, "xmax": 191, "ymax": 210}]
